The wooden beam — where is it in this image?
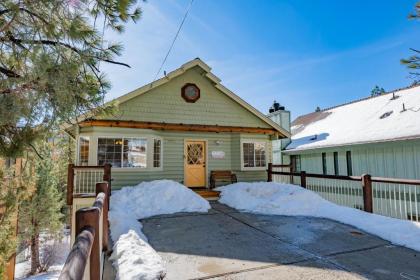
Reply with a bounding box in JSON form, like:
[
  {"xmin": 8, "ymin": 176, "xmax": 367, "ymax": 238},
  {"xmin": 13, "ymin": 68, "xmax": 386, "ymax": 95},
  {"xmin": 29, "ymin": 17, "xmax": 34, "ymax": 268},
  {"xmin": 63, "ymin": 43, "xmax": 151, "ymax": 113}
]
[{"xmin": 79, "ymin": 120, "xmax": 279, "ymax": 135}]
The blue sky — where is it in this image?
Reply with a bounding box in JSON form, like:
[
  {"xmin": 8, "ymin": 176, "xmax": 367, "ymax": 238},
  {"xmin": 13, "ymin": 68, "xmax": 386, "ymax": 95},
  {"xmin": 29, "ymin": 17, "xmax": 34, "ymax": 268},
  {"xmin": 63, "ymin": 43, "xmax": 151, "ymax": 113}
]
[{"xmin": 101, "ymin": 0, "xmax": 420, "ymax": 120}]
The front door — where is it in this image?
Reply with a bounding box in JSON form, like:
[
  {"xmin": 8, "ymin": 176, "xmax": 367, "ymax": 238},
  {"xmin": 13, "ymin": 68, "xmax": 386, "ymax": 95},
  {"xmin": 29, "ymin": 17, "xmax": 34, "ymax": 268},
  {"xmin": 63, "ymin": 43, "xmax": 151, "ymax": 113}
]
[{"xmin": 185, "ymin": 140, "xmax": 206, "ymax": 188}]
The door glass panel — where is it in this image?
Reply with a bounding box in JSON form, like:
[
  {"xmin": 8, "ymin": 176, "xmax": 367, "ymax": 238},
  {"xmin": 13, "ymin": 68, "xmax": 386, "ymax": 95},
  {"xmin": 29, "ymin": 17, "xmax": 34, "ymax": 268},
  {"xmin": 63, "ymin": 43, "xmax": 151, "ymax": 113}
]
[{"xmin": 187, "ymin": 143, "xmax": 204, "ymax": 165}]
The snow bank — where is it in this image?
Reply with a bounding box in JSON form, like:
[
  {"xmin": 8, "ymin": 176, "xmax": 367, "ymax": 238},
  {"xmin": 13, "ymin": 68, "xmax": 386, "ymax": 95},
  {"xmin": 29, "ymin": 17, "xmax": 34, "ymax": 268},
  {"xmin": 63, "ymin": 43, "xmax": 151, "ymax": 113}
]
[
  {"xmin": 109, "ymin": 180, "xmax": 210, "ymax": 280},
  {"xmin": 109, "ymin": 231, "xmax": 165, "ymax": 280},
  {"xmin": 217, "ymin": 182, "xmax": 420, "ymax": 252}
]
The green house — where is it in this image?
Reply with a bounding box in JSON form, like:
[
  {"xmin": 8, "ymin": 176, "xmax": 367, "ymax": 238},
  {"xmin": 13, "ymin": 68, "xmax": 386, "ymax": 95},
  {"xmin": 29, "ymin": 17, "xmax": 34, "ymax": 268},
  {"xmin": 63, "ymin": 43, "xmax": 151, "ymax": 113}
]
[{"xmin": 65, "ymin": 58, "xmax": 290, "ymax": 190}]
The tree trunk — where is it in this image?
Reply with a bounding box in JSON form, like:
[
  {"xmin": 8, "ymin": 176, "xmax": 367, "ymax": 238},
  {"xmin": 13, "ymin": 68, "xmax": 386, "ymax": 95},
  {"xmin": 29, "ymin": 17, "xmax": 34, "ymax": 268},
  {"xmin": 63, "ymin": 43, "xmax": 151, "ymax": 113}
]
[{"xmin": 30, "ymin": 221, "xmax": 40, "ymax": 275}]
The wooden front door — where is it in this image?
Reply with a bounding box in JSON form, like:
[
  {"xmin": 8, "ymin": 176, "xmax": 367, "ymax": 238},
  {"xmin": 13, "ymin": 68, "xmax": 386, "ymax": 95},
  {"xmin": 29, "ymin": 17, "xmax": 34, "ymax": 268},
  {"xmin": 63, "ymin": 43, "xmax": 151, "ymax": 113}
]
[{"xmin": 185, "ymin": 140, "xmax": 206, "ymax": 188}]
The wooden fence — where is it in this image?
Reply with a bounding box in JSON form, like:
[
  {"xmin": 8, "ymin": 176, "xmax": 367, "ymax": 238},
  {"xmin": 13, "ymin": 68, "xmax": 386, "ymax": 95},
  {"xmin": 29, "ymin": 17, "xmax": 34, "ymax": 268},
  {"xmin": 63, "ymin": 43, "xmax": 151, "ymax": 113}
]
[
  {"xmin": 268, "ymin": 163, "xmax": 420, "ymax": 221},
  {"xmin": 59, "ymin": 182, "xmax": 110, "ymax": 280}
]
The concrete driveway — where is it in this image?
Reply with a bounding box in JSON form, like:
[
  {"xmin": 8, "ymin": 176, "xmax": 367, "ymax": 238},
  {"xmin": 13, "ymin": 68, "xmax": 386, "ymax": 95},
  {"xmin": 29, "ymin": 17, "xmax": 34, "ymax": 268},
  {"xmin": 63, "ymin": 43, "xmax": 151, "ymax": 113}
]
[{"xmin": 142, "ymin": 202, "xmax": 420, "ymax": 280}]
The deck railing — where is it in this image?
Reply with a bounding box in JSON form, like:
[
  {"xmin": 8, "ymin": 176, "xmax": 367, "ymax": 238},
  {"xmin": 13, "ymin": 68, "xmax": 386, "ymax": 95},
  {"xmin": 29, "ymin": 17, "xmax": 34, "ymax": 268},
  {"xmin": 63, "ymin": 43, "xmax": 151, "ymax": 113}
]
[
  {"xmin": 67, "ymin": 164, "xmax": 111, "ymax": 205},
  {"xmin": 60, "ymin": 182, "xmax": 109, "ymax": 280},
  {"xmin": 268, "ymin": 163, "xmax": 420, "ymax": 222}
]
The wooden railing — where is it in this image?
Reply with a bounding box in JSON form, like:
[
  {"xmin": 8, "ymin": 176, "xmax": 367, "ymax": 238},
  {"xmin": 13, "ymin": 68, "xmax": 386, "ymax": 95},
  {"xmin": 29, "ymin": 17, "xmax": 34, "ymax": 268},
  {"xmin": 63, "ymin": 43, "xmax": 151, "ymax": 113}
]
[
  {"xmin": 60, "ymin": 182, "xmax": 110, "ymax": 280},
  {"xmin": 67, "ymin": 164, "xmax": 112, "ymax": 205},
  {"xmin": 268, "ymin": 163, "xmax": 420, "ymax": 221}
]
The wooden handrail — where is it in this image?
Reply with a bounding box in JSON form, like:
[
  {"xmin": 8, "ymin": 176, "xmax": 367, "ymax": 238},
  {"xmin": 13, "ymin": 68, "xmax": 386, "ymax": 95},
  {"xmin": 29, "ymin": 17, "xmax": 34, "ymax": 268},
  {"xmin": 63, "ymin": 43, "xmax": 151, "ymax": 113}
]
[
  {"xmin": 371, "ymin": 176, "xmax": 420, "ymax": 186},
  {"xmin": 270, "ymin": 170, "xmax": 362, "ymax": 181},
  {"xmin": 59, "ymin": 227, "xmax": 95, "ymax": 280}
]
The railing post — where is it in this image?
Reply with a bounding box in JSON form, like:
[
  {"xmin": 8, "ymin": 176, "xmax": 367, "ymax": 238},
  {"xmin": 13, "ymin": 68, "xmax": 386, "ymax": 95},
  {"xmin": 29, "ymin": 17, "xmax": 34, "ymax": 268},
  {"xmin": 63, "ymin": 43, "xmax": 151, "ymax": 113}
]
[
  {"xmin": 103, "ymin": 163, "xmax": 112, "ymax": 199},
  {"xmin": 76, "ymin": 207, "xmax": 100, "ymax": 280},
  {"xmin": 67, "ymin": 164, "xmax": 75, "ymax": 205},
  {"xmin": 267, "ymin": 163, "xmax": 273, "ymax": 182},
  {"xmin": 362, "ymin": 174, "xmax": 373, "ymax": 213},
  {"xmin": 300, "ymin": 171, "xmax": 307, "ymax": 188},
  {"xmin": 96, "ymin": 182, "xmax": 109, "ymax": 252},
  {"xmin": 290, "ymin": 163, "xmax": 295, "ymax": 184}
]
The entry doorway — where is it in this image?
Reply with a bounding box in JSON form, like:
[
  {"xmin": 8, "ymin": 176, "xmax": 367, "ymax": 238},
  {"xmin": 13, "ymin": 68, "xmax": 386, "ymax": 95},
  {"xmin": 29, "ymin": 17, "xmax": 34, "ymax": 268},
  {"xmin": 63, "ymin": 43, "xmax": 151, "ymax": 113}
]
[{"xmin": 184, "ymin": 140, "xmax": 207, "ymax": 188}]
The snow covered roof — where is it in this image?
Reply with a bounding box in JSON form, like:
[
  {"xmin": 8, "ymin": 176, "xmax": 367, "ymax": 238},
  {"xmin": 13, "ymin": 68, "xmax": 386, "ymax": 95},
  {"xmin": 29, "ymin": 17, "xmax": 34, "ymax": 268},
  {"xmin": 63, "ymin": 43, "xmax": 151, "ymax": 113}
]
[{"xmin": 286, "ymin": 85, "xmax": 420, "ymax": 151}]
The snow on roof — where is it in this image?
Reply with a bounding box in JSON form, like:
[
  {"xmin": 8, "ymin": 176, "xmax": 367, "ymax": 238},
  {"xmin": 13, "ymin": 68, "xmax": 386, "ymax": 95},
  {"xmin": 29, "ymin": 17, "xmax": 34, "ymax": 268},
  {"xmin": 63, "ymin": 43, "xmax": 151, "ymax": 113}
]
[{"xmin": 286, "ymin": 85, "xmax": 420, "ymax": 151}]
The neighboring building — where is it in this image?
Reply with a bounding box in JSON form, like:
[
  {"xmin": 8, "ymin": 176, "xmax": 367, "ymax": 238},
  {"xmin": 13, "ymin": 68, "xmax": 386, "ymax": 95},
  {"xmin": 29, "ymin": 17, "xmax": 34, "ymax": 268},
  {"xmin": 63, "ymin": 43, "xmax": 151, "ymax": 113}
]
[
  {"xmin": 280, "ymin": 85, "xmax": 420, "ymax": 179},
  {"xmin": 64, "ymin": 58, "xmax": 290, "ymax": 189}
]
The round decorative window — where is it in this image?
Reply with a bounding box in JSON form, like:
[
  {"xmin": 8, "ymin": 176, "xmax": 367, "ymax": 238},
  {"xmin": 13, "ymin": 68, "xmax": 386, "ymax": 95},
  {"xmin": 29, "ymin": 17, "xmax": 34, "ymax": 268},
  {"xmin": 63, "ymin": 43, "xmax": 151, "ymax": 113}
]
[{"xmin": 181, "ymin": 83, "xmax": 200, "ymax": 103}]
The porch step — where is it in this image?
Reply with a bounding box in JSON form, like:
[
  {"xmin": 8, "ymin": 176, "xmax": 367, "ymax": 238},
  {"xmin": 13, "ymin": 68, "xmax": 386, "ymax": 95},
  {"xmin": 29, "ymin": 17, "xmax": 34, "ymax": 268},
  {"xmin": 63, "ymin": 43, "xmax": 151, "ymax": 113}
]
[{"xmin": 194, "ymin": 190, "xmax": 220, "ymax": 199}]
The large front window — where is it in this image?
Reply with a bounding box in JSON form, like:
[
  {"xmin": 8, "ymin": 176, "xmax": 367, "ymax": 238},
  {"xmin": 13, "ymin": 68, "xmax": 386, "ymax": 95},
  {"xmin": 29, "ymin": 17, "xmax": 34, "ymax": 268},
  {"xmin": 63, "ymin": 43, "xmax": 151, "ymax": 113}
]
[
  {"xmin": 242, "ymin": 142, "xmax": 266, "ymax": 168},
  {"xmin": 97, "ymin": 138, "xmax": 147, "ymax": 168}
]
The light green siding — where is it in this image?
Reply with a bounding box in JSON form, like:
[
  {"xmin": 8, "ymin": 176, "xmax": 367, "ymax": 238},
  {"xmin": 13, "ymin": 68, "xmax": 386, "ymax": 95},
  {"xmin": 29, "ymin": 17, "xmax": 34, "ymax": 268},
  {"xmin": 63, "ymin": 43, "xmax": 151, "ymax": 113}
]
[
  {"xmin": 79, "ymin": 127, "xmax": 271, "ymax": 189},
  {"xmin": 99, "ymin": 66, "xmax": 271, "ymax": 129},
  {"xmin": 283, "ymin": 138, "xmax": 420, "ymax": 179}
]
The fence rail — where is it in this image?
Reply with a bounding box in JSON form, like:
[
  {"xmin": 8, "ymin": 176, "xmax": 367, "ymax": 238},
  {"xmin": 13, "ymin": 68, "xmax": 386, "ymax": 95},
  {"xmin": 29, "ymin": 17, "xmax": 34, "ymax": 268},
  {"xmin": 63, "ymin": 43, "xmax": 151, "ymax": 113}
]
[
  {"xmin": 267, "ymin": 163, "xmax": 420, "ymax": 222},
  {"xmin": 60, "ymin": 182, "xmax": 110, "ymax": 280}
]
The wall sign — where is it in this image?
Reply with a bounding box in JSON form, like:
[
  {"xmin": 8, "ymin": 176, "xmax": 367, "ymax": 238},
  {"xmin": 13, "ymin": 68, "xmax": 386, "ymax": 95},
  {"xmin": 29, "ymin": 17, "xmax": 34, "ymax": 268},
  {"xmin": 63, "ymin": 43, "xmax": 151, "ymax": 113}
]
[
  {"xmin": 211, "ymin": 151, "xmax": 225, "ymax": 159},
  {"xmin": 181, "ymin": 83, "xmax": 200, "ymax": 103}
]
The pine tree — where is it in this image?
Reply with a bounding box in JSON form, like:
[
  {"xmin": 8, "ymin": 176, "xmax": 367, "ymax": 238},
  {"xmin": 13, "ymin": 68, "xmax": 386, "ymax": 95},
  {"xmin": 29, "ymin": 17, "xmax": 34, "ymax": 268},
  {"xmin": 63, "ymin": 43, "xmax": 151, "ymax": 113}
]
[
  {"xmin": 18, "ymin": 140, "xmax": 64, "ymax": 275},
  {"xmin": 0, "ymin": 0, "xmax": 142, "ymax": 157},
  {"xmin": 401, "ymin": 2, "xmax": 419, "ymax": 83},
  {"xmin": 371, "ymin": 85, "xmax": 386, "ymax": 97}
]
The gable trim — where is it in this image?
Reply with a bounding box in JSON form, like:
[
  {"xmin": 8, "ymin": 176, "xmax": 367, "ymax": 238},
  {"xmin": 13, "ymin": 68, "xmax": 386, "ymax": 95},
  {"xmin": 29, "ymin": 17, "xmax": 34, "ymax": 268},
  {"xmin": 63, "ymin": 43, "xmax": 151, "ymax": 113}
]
[{"xmin": 64, "ymin": 58, "xmax": 290, "ymax": 138}]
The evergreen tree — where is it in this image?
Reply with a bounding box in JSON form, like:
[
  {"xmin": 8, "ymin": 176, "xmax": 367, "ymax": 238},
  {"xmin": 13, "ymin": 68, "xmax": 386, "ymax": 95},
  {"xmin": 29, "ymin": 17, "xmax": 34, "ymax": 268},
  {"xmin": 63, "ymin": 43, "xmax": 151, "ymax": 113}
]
[
  {"xmin": 401, "ymin": 2, "xmax": 419, "ymax": 83},
  {"xmin": 315, "ymin": 106, "xmax": 321, "ymax": 112},
  {"xmin": 371, "ymin": 85, "xmax": 386, "ymax": 97},
  {"xmin": 0, "ymin": 0, "xmax": 141, "ymax": 157},
  {"xmin": 18, "ymin": 140, "xmax": 64, "ymax": 275}
]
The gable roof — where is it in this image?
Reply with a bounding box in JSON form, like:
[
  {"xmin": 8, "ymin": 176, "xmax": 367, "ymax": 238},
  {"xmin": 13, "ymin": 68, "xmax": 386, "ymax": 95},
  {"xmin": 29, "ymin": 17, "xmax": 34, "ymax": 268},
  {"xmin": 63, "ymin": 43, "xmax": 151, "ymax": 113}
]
[
  {"xmin": 286, "ymin": 85, "xmax": 420, "ymax": 152},
  {"xmin": 66, "ymin": 58, "xmax": 290, "ymax": 138}
]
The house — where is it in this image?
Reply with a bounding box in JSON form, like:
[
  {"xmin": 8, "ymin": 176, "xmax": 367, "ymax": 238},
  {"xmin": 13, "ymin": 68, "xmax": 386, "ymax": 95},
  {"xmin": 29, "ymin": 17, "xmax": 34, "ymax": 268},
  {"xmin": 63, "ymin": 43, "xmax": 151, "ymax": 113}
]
[
  {"xmin": 64, "ymin": 58, "xmax": 290, "ymax": 190},
  {"xmin": 278, "ymin": 85, "xmax": 420, "ymax": 179}
]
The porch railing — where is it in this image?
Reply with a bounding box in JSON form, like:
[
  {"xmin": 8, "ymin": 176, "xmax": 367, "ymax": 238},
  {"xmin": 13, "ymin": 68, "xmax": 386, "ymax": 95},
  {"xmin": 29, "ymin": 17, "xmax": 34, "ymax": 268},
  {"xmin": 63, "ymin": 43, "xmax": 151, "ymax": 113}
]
[
  {"xmin": 60, "ymin": 182, "xmax": 110, "ymax": 280},
  {"xmin": 67, "ymin": 164, "xmax": 112, "ymax": 205},
  {"xmin": 268, "ymin": 163, "xmax": 420, "ymax": 222}
]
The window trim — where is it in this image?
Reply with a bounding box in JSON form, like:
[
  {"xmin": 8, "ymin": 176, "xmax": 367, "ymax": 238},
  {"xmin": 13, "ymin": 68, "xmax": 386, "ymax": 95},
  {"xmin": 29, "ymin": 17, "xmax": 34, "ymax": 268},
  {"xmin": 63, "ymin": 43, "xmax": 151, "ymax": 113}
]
[
  {"xmin": 77, "ymin": 134, "xmax": 163, "ymax": 171},
  {"xmin": 77, "ymin": 136, "xmax": 90, "ymax": 166},
  {"xmin": 240, "ymin": 140, "xmax": 268, "ymax": 171},
  {"xmin": 346, "ymin": 151, "xmax": 353, "ymax": 176},
  {"xmin": 97, "ymin": 136, "xmax": 148, "ymax": 169},
  {"xmin": 333, "ymin": 152, "xmax": 339, "ymax": 175},
  {"xmin": 322, "ymin": 152, "xmax": 327, "ymax": 175}
]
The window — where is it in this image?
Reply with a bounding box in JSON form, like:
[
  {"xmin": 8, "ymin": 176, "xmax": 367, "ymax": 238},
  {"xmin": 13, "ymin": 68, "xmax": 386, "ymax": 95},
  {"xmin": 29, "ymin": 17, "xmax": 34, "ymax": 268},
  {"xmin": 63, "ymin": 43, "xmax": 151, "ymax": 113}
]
[
  {"xmin": 333, "ymin": 152, "xmax": 339, "ymax": 175},
  {"xmin": 78, "ymin": 136, "xmax": 90, "ymax": 165},
  {"xmin": 242, "ymin": 142, "xmax": 266, "ymax": 168},
  {"xmin": 346, "ymin": 151, "xmax": 353, "ymax": 176},
  {"xmin": 291, "ymin": 155, "xmax": 301, "ymax": 172},
  {"xmin": 153, "ymin": 139, "xmax": 161, "ymax": 168},
  {"xmin": 322, "ymin": 152, "xmax": 327, "ymax": 175},
  {"xmin": 97, "ymin": 138, "xmax": 147, "ymax": 168}
]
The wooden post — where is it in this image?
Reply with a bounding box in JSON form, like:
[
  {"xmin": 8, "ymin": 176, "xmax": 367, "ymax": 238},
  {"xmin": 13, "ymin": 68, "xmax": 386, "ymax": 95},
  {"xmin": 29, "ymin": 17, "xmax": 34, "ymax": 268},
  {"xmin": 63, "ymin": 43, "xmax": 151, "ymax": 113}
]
[
  {"xmin": 300, "ymin": 171, "xmax": 307, "ymax": 188},
  {"xmin": 267, "ymin": 163, "xmax": 273, "ymax": 182},
  {"xmin": 96, "ymin": 182, "xmax": 109, "ymax": 251},
  {"xmin": 103, "ymin": 164, "xmax": 112, "ymax": 190},
  {"xmin": 67, "ymin": 164, "xmax": 74, "ymax": 205},
  {"xmin": 290, "ymin": 162, "xmax": 295, "ymax": 184},
  {"xmin": 76, "ymin": 207, "xmax": 100, "ymax": 280},
  {"xmin": 362, "ymin": 174, "xmax": 373, "ymax": 213}
]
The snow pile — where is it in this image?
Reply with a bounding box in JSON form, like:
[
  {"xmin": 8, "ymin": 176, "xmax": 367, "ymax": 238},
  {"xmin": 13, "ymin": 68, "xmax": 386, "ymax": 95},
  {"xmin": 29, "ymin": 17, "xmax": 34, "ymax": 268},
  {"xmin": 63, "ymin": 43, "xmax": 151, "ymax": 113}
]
[
  {"xmin": 109, "ymin": 231, "xmax": 165, "ymax": 280},
  {"xmin": 287, "ymin": 86, "xmax": 420, "ymax": 150},
  {"xmin": 217, "ymin": 182, "xmax": 420, "ymax": 252},
  {"xmin": 109, "ymin": 180, "xmax": 210, "ymax": 280}
]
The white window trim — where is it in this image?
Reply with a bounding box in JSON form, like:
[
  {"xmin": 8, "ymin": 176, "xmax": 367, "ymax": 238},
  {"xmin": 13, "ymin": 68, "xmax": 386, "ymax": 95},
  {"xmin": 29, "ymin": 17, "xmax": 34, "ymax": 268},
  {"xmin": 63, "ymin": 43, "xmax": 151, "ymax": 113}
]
[
  {"xmin": 240, "ymin": 140, "xmax": 268, "ymax": 171},
  {"xmin": 77, "ymin": 134, "xmax": 163, "ymax": 171}
]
